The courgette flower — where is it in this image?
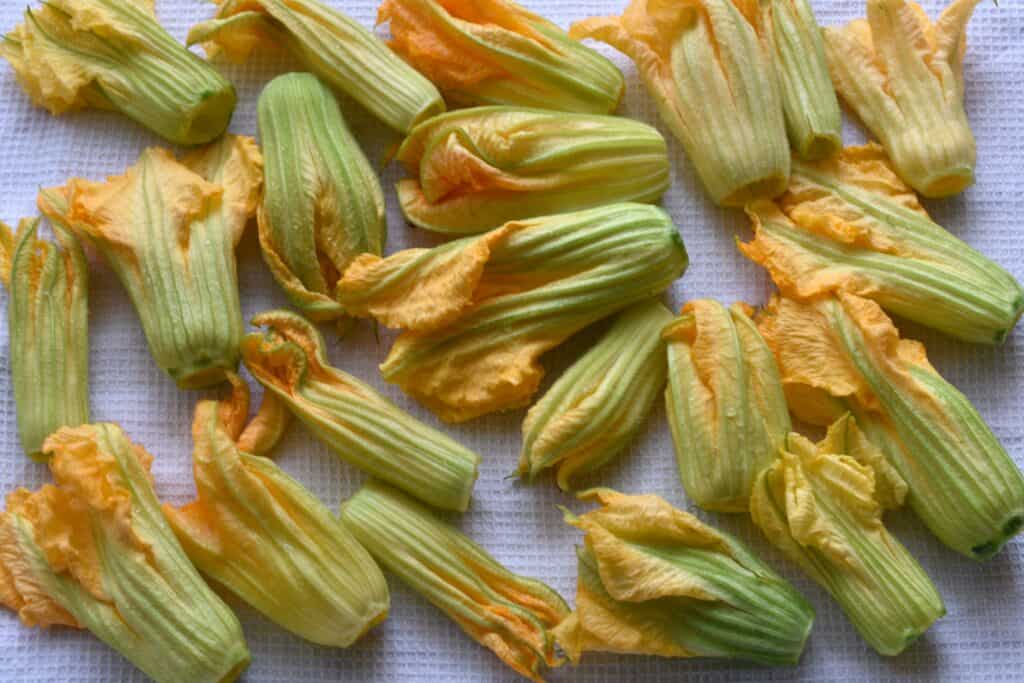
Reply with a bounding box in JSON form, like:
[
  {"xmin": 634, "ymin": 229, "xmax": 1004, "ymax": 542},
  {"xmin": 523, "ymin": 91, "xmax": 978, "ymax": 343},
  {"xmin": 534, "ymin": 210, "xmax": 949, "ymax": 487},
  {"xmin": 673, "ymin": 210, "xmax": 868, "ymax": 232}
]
[
  {"xmin": 394, "ymin": 106, "xmax": 670, "ymax": 234},
  {"xmin": 0, "ymin": 217, "xmax": 88, "ymax": 459},
  {"xmin": 378, "ymin": 0, "xmax": 624, "ymax": 113},
  {"xmin": 38, "ymin": 135, "xmax": 262, "ymax": 388},
  {"xmin": 554, "ymin": 489, "xmax": 814, "ymax": 665},
  {"xmin": 341, "ymin": 480, "xmax": 570, "ymax": 682},
  {"xmin": 241, "ymin": 310, "xmax": 480, "ymax": 511},
  {"xmin": 742, "ymin": 144, "xmax": 1024, "ymax": 344},
  {"xmin": 0, "ymin": 423, "xmax": 250, "ymax": 682},
  {"xmin": 570, "ymin": 0, "xmax": 790, "ymax": 206},
  {"xmin": 188, "ymin": 0, "xmax": 444, "ymax": 133},
  {"xmin": 750, "ymin": 417, "xmax": 944, "ymax": 655},
  {"xmin": 335, "ymin": 203, "xmax": 688, "ymax": 422},
  {"xmin": 758, "ymin": 293, "xmax": 1024, "ymax": 559},
  {"xmin": 824, "ymin": 0, "xmax": 982, "ymax": 197},
  {"xmin": 1, "ymin": 0, "xmax": 236, "ymax": 145}
]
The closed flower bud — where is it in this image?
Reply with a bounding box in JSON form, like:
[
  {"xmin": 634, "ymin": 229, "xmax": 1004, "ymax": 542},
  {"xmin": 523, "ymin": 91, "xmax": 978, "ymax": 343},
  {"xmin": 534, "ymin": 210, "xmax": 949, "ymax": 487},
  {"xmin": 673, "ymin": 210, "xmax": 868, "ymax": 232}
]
[
  {"xmin": 0, "ymin": 218, "xmax": 88, "ymax": 459},
  {"xmin": 554, "ymin": 488, "xmax": 813, "ymax": 666},
  {"xmin": 571, "ymin": 0, "xmax": 790, "ymax": 207},
  {"xmin": 824, "ymin": 0, "xmax": 981, "ymax": 197},
  {"xmin": 519, "ymin": 300, "xmax": 672, "ymax": 490},
  {"xmin": 663, "ymin": 300, "xmax": 791, "ymax": 512},
  {"xmin": 378, "ymin": 0, "xmax": 624, "ymax": 113},
  {"xmin": 38, "ymin": 135, "xmax": 262, "ymax": 388},
  {"xmin": 1, "ymin": 0, "xmax": 236, "ymax": 145},
  {"xmin": 0, "ymin": 423, "xmax": 250, "ymax": 683},
  {"xmin": 341, "ymin": 480, "xmax": 570, "ymax": 682},
  {"xmin": 742, "ymin": 145, "xmax": 1024, "ymax": 344},
  {"xmin": 163, "ymin": 376, "xmax": 389, "ymax": 647},
  {"xmin": 759, "ymin": 293, "xmax": 1024, "ymax": 559},
  {"xmin": 241, "ymin": 310, "xmax": 480, "ymax": 512},
  {"xmin": 257, "ymin": 73, "xmax": 385, "ymax": 327},
  {"xmin": 395, "ymin": 106, "xmax": 670, "ymax": 234},
  {"xmin": 188, "ymin": 0, "xmax": 444, "ymax": 133},
  {"xmin": 335, "ymin": 204, "xmax": 688, "ymax": 422},
  {"xmin": 750, "ymin": 418, "xmax": 945, "ymax": 655},
  {"xmin": 759, "ymin": 0, "xmax": 842, "ymax": 159}
]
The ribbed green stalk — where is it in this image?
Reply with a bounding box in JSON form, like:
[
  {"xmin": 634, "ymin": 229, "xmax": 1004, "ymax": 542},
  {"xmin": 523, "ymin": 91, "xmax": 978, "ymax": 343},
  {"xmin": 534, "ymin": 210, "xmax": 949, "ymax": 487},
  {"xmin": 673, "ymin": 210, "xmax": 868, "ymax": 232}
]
[
  {"xmin": 379, "ymin": 0, "xmax": 623, "ymax": 113},
  {"xmin": 395, "ymin": 106, "xmax": 670, "ymax": 234},
  {"xmin": 0, "ymin": 218, "xmax": 88, "ymax": 459},
  {"xmin": 1, "ymin": 0, "xmax": 235, "ymax": 145},
  {"xmin": 823, "ymin": 0, "xmax": 981, "ymax": 197},
  {"xmin": 664, "ymin": 301, "xmax": 791, "ymax": 512},
  {"xmin": 751, "ymin": 429, "xmax": 945, "ymax": 655},
  {"xmin": 0, "ymin": 423, "xmax": 251, "ymax": 682},
  {"xmin": 257, "ymin": 73, "xmax": 385, "ymax": 325},
  {"xmin": 188, "ymin": 0, "xmax": 444, "ymax": 133},
  {"xmin": 38, "ymin": 136, "xmax": 259, "ymax": 388},
  {"xmin": 340, "ymin": 480, "xmax": 570, "ymax": 681},
  {"xmin": 518, "ymin": 299, "xmax": 672, "ymax": 489},
  {"xmin": 571, "ymin": 0, "xmax": 790, "ymax": 207},
  {"xmin": 761, "ymin": 0, "xmax": 841, "ymax": 159},
  {"xmin": 342, "ymin": 204, "xmax": 687, "ymax": 422},
  {"xmin": 241, "ymin": 310, "xmax": 479, "ymax": 512},
  {"xmin": 743, "ymin": 152, "xmax": 1024, "ymax": 344},
  {"xmin": 164, "ymin": 395, "xmax": 389, "ymax": 647},
  {"xmin": 827, "ymin": 298, "xmax": 1024, "ymax": 559}
]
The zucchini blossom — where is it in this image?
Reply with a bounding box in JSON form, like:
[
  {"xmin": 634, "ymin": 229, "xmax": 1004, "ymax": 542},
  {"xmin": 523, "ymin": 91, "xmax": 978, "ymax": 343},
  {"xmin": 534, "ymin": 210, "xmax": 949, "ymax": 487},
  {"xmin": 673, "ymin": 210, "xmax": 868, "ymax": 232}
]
[
  {"xmin": 38, "ymin": 135, "xmax": 262, "ymax": 388},
  {"xmin": 341, "ymin": 480, "xmax": 570, "ymax": 683},
  {"xmin": 824, "ymin": 0, "xmax": 982, "ymax": 197},
  {"xmin": 257, "ymin": 73, "xmax": 386, "ymax": 327},
  {"xmin": 750, "ymin": 417, "xmax": 944, "ymax": 655},
  {"xmin": 570, "ymin": 0, "xmax": 790, "ymax": 207},
  {"xmin": 335, "ymin": 203, "xmax": 688, "ymax": 422},
  {"xmin": 1, "ymin": 0, "xmax": 236, "ymax": 145},
  {"xmin": 188, "ymin": 0, "xmax": 444, "ymax": 133},
  {"xmin": 519, "ymin": 299, "xmax": 673, "ymax": 490},
  {"xmin": 555, "ymin": 488, "xmax": 814, "ymax": 666},
  {"xmin": 241, "ymin": 310, "xmax": 480, "ymax": 512},
  {"xmin": 395, "ymin": 106, "xmax": 670, "ymax": 234},
  {"xmin": 758, "ymin": 293, "xmax": 1024, "ymax": 560},
  {"xmin": 742, "ymin": 144, "xmax": 1024, "ymax": 344},
  {"xmin": 663, "ymin": 300, "xmax": 791, "ymax": 512},
  {"xmin": 0, "ymin": 423, "xmax": 250, "ymax": 682},
  {"xmin": 378, "ymin": 0, "xmax": 624, "ymax": 113},
  {"xmin": 0, "ymin": 217, "xmax": 88, "ymax": 459}
]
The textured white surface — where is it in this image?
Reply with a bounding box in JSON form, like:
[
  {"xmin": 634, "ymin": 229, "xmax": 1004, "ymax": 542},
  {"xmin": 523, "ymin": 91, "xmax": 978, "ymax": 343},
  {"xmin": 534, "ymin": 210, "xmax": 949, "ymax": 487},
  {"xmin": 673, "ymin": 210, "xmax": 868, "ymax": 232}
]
[{"xmin": 0, "ymin": 1, "xmax": 1023, "ymax": 681}]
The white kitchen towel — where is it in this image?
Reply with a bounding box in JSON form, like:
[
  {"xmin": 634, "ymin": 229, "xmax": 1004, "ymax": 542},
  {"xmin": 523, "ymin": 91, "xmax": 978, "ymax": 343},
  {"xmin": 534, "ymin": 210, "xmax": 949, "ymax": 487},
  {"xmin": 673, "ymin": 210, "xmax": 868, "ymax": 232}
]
[{"xmin": 0, "ymin": 1, "xmax": 1022, "ymax": 681}]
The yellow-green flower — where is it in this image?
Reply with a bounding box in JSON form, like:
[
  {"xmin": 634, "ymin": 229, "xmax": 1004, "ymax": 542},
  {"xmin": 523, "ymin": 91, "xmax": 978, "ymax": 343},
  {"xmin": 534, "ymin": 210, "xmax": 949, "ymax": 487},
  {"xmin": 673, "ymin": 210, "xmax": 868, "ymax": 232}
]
[
  {"xmin": 0, "ymin": 217, "xmax": 88, "ymax": 459},
  {"xmin": 571, "ymin": 0, "xmax": 789, "ymax": 207},
  {"xmin": 663, "ymin": 300, "xmax": 791, "ymax": 512},
  {"xmin": 554, "ymin": 488, "xmax": 813, "ymax": 666},
  {"xmin": 188, "ymin": 0, "xmax": 444, "ymax": 133},
  {"xmin": 163, "ymin": 376, "xmax": 389, "ymax": 647},
  {"xmin": 378, "ymin": 0, "xmax": 623, "ymax": 113},
  {"xmin": 241, "ymin": 310, "xmax": 480, "ymax": 512},
  {"xmin": 394, "ymin": 106, "xmax": 670, "ymax": 234},
  {"xmin": 824, "ymin": 0, "xmax": 982, "ymax": 197},
  {"xmin": 742, "ymin": 145, "xmax": 1024, "ymax": 344},
  {"xmin": 335, "ymin": 203, "xmax": 688, "ymax": 422},
  {"xmin": 38, "ymin": 135, "xmax": 262, "ymax": 389},
  {"xmin": 759, "ymin": 293, "xmax": 1024, "ymax": 559},
  {"xmin": 0, "ymin": 0, "xmax": 235, "ymax": 145},
  {"xmin": 519, "ymin": 299, "xmax": 672, "ymax": 490},
  {"xmin": 0, "ymin": 423, "xmax": 250, "ymax": 682},
  {"xmin": 750, "ymin": 417, "xmax": 944, "ymax": 655},
  {"xmin": 257, "ymin": 73, "xmax": 385, "ymax": 327},
  {"xmin": 341, "ymin": 480, "xmax": 570, "ymax": 682},
  {"xmin": 759, "ymin": 0, "xmax": 842, "ymax": 159}
]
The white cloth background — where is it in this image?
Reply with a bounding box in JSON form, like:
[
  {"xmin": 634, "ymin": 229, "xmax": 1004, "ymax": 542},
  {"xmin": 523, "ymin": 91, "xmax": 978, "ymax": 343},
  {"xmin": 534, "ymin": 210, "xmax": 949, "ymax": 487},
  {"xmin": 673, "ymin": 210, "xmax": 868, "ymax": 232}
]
[{"xmin": 0, "ymin": 1, "xmax": 1022, "ymax": 681}]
